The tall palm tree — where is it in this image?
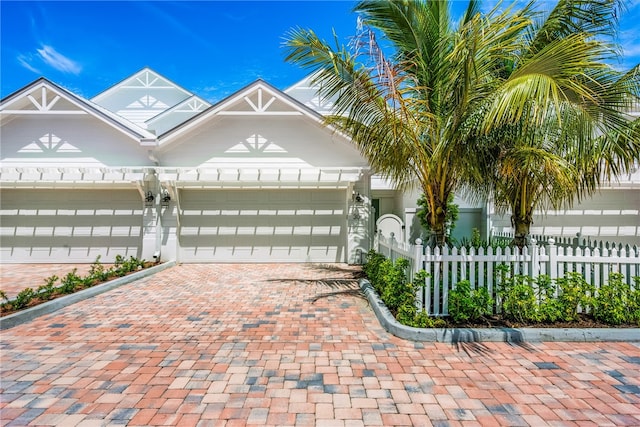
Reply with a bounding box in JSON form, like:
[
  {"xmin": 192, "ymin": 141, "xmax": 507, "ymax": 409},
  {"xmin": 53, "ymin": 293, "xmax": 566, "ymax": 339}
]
[
  {"xmin": 284, "ymin": 0, "xmax": 639, "ymax": 248},
  {"xmin": 284, "ymin": 0, "xmax": 529, "ymax": 246},
  {"xmin": 467, "ymin": 0, "xmax": 640, "ymax": 247}
]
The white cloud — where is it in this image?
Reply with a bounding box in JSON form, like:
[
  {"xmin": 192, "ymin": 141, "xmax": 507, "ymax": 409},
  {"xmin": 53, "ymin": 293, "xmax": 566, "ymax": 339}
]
[
  {"xmin": 36, "ymin": 45, "xmax": 81, "ymax": 75},
  {"xmin": 17, "ymin": 54, "xmax": 41, "ymax": 74}
]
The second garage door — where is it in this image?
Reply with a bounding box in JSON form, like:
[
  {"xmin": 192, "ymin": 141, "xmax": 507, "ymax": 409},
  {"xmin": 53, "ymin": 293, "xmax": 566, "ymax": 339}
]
[{"xmin": 178, "ymin": 189, "xmax": 347, "ymax": 262}]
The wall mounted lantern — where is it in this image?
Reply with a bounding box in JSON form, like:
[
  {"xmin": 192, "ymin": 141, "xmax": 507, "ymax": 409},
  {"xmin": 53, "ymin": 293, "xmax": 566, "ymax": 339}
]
[
  {"xmin": 352, "ymin": 191, "xmax": 364, "ymax": 204},
  {"xmin": 144, "ymin": 191, "xmax": 155, "ymax": 207},
  {"xmin": 161, "ymin": 189, "xmax": 171, "ymax": 208}
]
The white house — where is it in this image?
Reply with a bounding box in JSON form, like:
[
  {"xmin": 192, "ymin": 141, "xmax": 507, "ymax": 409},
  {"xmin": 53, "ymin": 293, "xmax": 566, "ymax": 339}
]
[
  {"xmin": 1, "ymin": 68, "xmax": 638, "ymax": 265},
  {"xmin": 0, "ymin": 68, "xmax": 372, "ymax": 264}
]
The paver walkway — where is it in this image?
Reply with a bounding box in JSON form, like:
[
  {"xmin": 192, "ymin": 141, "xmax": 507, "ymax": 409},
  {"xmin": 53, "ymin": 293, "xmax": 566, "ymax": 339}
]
[{"xmin": 1, "ymin": 264, "xmax": 639, "ymax": 426}]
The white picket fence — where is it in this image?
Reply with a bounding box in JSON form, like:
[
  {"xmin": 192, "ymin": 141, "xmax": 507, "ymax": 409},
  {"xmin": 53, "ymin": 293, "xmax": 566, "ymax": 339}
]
[
  {"xmin": 376, "ymin": 231, "xmax": 640, "ymax": 316},
  {"xmin": 491, "ymin": 230, "xmax": 638, "ymax": 252}
]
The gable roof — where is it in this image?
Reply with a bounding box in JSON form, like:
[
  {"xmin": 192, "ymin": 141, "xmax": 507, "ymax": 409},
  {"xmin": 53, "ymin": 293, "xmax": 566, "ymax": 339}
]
[
  {"xmin": 91, "ymin": 67, "xmax": 193, "ymax": 103},
  {"xmin": 0, "ymin": 77, "xmax": 156, "ymax": 143},
  {"xmin": 284, "ymin": 72, "xmax": 338, "ymax": 116},
  {"xmin": 145, "ymin": 94, "xmax": 211, "ymax": 136},
  {"xmin": 158, "ymin": 78, "xmax": 348, "ymax": 147},
  {"xmin": 90, "ymin": 68, "xmax": 196, "ymax": 127}
]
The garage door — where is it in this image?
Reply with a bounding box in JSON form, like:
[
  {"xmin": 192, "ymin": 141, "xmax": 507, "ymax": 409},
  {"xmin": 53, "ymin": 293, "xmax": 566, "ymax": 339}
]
[
  {"xmin": 531, "ymin": 189, "xmax": 640, "ymax": 246},
  {"xmin": 178, "ymin": 189, "xmax": 346, "ymax": 262},
  {"xmin": 0, "ymin": 189, "xmax": 143, "ymax": 263}
]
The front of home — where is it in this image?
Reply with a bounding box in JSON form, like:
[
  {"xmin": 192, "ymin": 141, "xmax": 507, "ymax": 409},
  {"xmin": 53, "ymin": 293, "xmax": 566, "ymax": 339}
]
[
  {"xmin": 1, "ymin": 68, "xmax": 638, "ymax": 264},
  {"xmin": 0, "ymin": 69, "xmax": 371, "ymax": 264}
]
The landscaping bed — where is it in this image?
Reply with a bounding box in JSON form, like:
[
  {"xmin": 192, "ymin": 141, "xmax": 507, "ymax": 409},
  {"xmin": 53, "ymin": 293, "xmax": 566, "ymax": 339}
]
[
  {"xmin": 363, "ymin": 250, "xmax": 640, "ymax": 329},
  {"xmin": 0, "ymin": 255, "xmax": 157, "ymax": 317}
]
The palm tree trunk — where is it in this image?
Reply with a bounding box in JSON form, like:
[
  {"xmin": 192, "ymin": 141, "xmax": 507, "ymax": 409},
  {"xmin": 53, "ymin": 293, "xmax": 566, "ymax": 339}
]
[
  {"xmin": 511, "ymin": 213, "xmax": 531, "ymax": 249},
  {"xmin": 429, "ymin": 209, "xmax": 447, "ymax": 247}
]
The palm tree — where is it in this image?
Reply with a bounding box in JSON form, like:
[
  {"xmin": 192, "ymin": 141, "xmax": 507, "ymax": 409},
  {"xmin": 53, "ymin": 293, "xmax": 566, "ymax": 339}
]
[
  {"xmin": 284, "ymin": 0, "xmax": 639, "ymax": 248},
  {"xmin": 284, "ymin": 0, "xmax": 529, "ymax": 246},
  {"xmin": 466, "ymin": 0, "xmax": 640, "ymax": 247}
]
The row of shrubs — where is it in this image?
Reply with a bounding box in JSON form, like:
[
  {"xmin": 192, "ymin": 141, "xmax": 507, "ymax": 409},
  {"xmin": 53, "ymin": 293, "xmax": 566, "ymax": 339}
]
[
  {"xmin": 363, "ymin": 250, "xmax": 640, "ymax": 327},
  {"xmin": 363, "ymin": 251, "xmax": 446, "ymax": 328},
  {"xmin": 0, "ymin": 255, "xmax": 149, "ymax": 313}
]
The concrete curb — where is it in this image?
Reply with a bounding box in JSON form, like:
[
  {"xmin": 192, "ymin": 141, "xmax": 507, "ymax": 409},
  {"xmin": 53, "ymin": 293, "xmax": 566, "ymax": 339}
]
[
  {"xmin": 0, "ymin": 261, "xmax": 176, "ymax": 330},
  {"xmin": 359, "ymin": 279, "xmax": 640, "ymax": 343}
]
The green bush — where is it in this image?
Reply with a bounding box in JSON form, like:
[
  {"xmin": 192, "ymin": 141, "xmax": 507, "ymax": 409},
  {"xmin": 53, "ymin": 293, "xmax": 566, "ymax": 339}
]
[
  {"xmin": 363, "ymin": 251, "xmax": 438, "ymax": 327},
  {"xmin": 13, "ymin": 288, "xmax": 36, "ymax": 310},
  {"xmin": 535, "ymin": 274, "xmax": 563, "ymax": 323},
  {"xmin": 448, "ymin": 280, "xmax": 493, "ymax": 323},
  {"xmin": 113, "ymin": 255, "xmax": 146, "ymax": 277},
  {"xmin": 379, "ymin": 258, "xmax": 413, "ymax": 313},
  {"xmin": 498, "ymin": 274, "xmax": 538, "ymax": 323},
  {"xmin": 363, "ymin": 250, "xmax": 387, "ymax": 294},
  {"xmin": 87, "ymin": 255, "xmax": 110, "ymax": 283},
  {"xmin": 0, "ymin": 290, "xmax": 9, "ymax": 312},
  {"xmin": 556, "ymin": 272, "xmax": 594, "ymax": 322},
  {"xmin": 60, "ymin": 269, "xmax": 82, "ymax": 294},
  {"xmin": 36, "ymin": 275, "xmax": 59, "ymax": 301},
  {"xmin": 593, "ymin": 273, "xmax": 640, "ymax": 326}
]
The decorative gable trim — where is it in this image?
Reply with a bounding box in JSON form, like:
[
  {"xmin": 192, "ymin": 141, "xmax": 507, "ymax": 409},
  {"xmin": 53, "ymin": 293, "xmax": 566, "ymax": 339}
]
[
  {"xmin": 1, "ymin": 82, "xmax": 86, "ymax": 115},
  {"xmin": 91, "ymin": 67, "xmax": 192, "ymax": 103},
  {"xmin": 158, "ymin": 79, "xmax": 343, "ymax": 148},
  {"xmin": 0, "ymin": 78, "xmax": 156, "ymax": 142}
]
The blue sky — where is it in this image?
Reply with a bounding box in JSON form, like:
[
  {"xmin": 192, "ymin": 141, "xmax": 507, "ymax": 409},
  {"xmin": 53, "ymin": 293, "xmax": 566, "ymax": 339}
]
[{"xmin": 2, "ymin": 1, "xmax": 639, "ymax": 103}]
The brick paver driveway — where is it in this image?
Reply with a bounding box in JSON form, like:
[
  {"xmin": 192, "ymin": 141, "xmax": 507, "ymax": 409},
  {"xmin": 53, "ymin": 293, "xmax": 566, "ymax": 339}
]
[{"xmin": 1, "ymin": 264, "xmax": 639, "ymax": 426}]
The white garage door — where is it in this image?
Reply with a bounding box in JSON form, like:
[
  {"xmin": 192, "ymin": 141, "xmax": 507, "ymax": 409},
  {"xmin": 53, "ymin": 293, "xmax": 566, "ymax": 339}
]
[
  {"xmin": 531, "ymin": 189, "xmax": 640, "ymax": 246},
  {"xmin": 178, "ymin": 189, "xmax": 347, "ymax": 262},
  {"xmin": 0, "ymin": 189, "xmax": 143, "ymax": 263}
]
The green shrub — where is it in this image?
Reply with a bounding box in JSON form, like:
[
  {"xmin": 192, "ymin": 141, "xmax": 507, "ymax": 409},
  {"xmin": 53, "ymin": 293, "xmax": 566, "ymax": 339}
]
[
  {"xmin": 448, "ymin": 280, "xmax": 493, "ymax": 323},
  {"xmin": 556, "ymin": 272, "xmax": 594, "ymax": 322},
  {"xmin": 363, "ymin": 250, "xmax": 387, "ymax": 293},
  {"xmin": 113, "ymin": 255, "xmax": 146, "ymax": 277},
  {"xmin": 535, "ymin": 274, "xmax": 563, "ymax": 323},
  {"xmin": 13, "ymin": 288, "xmax": 36, "ymax": 310},
  {"xmin": 60, "ymin": 269, "xmax": 82, "ymax": 294},
  {"xmin": 629, "ymin": 277, "xmax": 640, "ymax": 325},
  {"xmin": 380, "ymin": 258, "xmax": 413, "ymax": 313},
  {"xmin": 87, "ymin": 255, "xmax": 110, "ymax": 283},
  {"xmin": 593, "ymin": 273, "xmax": 639, "ymax": 325},
  {"xmin": 0, "ymin": 290, "xmax": 9, "ymax": 311},
  {"xmin": 36, "ymin": 275, "xmax": 58, "ymax": 301},
  {"xmin": 499, "ymin": 274, "xmax": 538, "ymax": 323}
]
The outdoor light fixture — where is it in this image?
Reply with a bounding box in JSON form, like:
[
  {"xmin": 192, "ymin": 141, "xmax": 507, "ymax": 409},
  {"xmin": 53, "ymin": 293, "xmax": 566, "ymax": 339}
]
[
  {"xmin": 161, "ymin": 189, "xmax": 171, "ymax": 207},
  {"xmin": 352, "ymin": 191, "xmax": 364, "ymax": 204},
  {"xmin": 144, "ymin": 191, "xmax": 155, "ymax": 207}
]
